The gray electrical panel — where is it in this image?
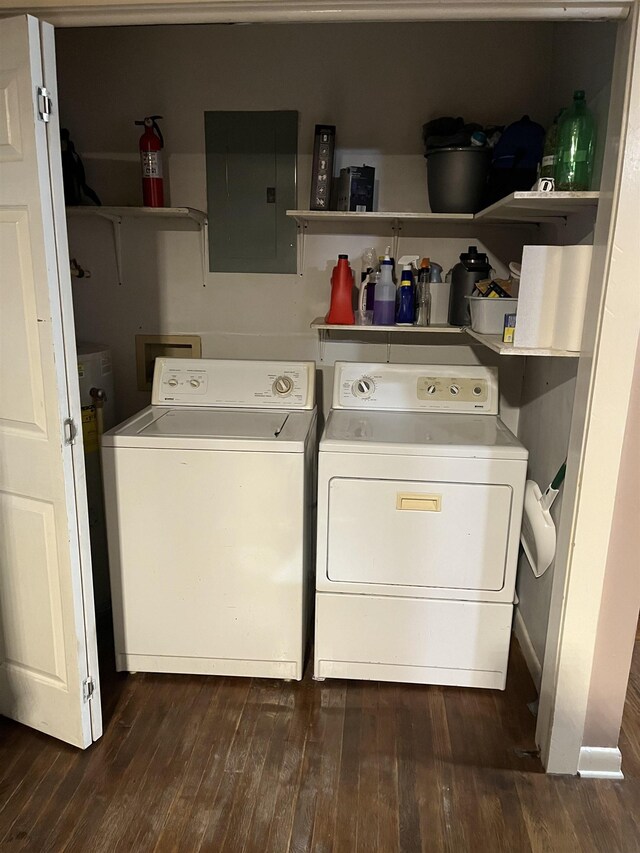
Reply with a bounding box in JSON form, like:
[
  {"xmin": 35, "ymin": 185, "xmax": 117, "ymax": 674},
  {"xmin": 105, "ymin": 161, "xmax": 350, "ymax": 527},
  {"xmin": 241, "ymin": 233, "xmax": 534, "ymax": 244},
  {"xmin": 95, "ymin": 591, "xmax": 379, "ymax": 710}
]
[{"xmin": 205, "ymin": 110, "xmax": 298, "ymax": 274}]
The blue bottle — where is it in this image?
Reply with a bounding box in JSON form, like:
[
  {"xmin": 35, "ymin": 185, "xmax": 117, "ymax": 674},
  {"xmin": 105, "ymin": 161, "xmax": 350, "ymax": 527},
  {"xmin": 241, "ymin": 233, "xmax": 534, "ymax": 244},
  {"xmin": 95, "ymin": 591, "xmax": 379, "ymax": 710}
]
[{"xmin": 395, "ymin": 264, "xmax": 416, "ymax": 325}]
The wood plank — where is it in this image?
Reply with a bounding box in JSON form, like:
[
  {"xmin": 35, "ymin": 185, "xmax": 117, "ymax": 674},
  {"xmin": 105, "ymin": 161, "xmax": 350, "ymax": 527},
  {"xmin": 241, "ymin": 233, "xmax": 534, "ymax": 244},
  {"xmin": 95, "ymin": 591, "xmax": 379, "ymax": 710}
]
[
  {"xmin": 176, "ymin": 678, "xmax": 253, "ymax": 851},
  {"xmin": 375, "ymin": 684, "xmax": 400, "ymax": 853},
  {"xmin": 125, "ymin": 680, "xmax": 209, "ymax": 850},
  {"xmin": 332, "ymin": 682, "xmax": 363, "ymax": 853},
  {"xmin": 304, "ymin": 682, "xmax": 347, "ymax": 853},
  {"xmin": 242, "ymin": 686, "xmax": 300, "ymax": 853},
  {"xmin": 0, "ymin": 632, "xmax": 638, "ymax": 853},
  {"xmin": 410, "ymin": 686, "xmax": 451, "ymax": 852},
  {"xmin": 68, "ymin": 675, "xmax": 202, "ymax": 852},
  {"xmin": 355, "ymin": 684, "xmax": 379, "ymax": 853},
  {"xmin": 149, "ymin": 678, "xmax": 228, "ymax": 852},
  {"xmin": 218, "ymin": 682, "xmax": 280, "ymax": 853},
  {"xmin": 262, "ymin": 678, "xmax": 315, "ymax": 853},
  {"xmin": 37, "ymin": 675, "xmax": 146, "ymax": 851}
]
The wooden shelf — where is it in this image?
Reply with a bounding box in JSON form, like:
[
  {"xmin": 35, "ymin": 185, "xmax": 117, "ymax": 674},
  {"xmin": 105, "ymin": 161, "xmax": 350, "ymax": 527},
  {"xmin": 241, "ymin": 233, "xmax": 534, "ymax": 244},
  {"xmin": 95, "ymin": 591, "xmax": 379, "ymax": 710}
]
[
  {"xmin": 311, "ymin": 318, "xmax": 462, "ymax": 334},
  {"xmin": 288, "ymin": 210, "xmax": 474, "ymax": 226},
  {"xmin": 310, "ymin": 321, "xmax": 579, "ymax": 358},
  {"xmin": 66, "ymin": 206, "xmax": 207, "ymax": 226},
  {"xmin": 66, "ymin": 206, "xmax": 208, "ymax": 286},
  {"xmin": 465, "ymin": 329, "xmax": 579, "ymax": 357},
  {"xmin": 474, "ymin": 191, "xmax": 599, "ymax": 222},
  {"xmin": 289, "ymin": 193, "xmax": 598, "ymax": 229}
]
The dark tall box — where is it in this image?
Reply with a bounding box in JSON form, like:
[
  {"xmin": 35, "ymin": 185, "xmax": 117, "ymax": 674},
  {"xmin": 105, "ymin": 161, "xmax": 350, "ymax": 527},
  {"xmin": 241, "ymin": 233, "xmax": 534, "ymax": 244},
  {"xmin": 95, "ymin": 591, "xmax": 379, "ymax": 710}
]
[
  {"xmin": 310, "ymin": 125, "xmax": 336, "ymax": 210},
  {"xmin": 337, "ymin": 165, "xmax": 375, "ymax": 212}
]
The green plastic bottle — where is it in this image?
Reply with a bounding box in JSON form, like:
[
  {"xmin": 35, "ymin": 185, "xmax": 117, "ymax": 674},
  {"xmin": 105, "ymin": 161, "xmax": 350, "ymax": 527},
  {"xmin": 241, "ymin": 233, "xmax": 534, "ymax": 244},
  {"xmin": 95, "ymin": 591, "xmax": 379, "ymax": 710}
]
[{"xmin": 554, "ymin": 90, "xmax": 596, "ymax": 191}]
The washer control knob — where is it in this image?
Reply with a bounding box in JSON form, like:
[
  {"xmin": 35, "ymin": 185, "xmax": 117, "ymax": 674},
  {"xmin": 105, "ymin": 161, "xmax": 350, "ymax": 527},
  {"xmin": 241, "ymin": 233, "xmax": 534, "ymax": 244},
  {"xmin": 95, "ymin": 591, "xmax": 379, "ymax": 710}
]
[
  {"xmin": 473, "ymin": 385, "xmax": 483, "ymax": 396},
  {"xmin": 167, "ymin": 378, "xmax": 179, "ymax": 388},
  {"xmin": 353, "ymin": 377, "xmax": 375, "ymax": 398},
  {"xmin": 449, "ymin": 384, "xmax": 460, "ymax": 396},
  {"xmin": 189, "ymin": 378, "xmax": 201, "ymax": 388},
  {"xmin": 427, "ymin": 384, "xmax": 437, "ymax": 395},
  {"xmin": 273, "ymin": 375, "xmax": 294, "ymax": 396}
]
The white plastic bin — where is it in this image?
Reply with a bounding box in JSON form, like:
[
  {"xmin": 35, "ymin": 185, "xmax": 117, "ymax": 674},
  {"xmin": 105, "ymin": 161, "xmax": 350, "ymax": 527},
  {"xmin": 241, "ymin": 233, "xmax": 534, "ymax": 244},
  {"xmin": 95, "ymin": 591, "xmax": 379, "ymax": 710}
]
[{"xmin": 466, "ymin": 296, "xmax": 518, "ymax": 335}]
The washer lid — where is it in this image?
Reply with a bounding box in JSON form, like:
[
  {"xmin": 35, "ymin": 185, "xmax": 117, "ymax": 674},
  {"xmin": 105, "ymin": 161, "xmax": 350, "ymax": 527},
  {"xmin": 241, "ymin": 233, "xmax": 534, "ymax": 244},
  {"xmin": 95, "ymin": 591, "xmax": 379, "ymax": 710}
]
[
  {"xmin": 320, "ymin": 410, "xmax": 528, "ymax": 460},
  {"xmin": 140, "ymin": 409, "xmax": 289, "ymax": 439},
  {"xmin": 102, "ymin": 406, "xmax": 316, "ymax": 452}
]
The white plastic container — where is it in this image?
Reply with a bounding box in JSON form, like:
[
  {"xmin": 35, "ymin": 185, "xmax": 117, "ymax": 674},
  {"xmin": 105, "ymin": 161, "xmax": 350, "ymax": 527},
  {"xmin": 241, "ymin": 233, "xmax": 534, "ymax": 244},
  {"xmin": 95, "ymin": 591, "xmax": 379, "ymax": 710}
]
[
  {"xmin": 466, "ymin": 296, "xmax": 518, "ymax": 334},
  {"xmin": 429, "ymin": 280, "xmax": 451, "ymax": 325}
]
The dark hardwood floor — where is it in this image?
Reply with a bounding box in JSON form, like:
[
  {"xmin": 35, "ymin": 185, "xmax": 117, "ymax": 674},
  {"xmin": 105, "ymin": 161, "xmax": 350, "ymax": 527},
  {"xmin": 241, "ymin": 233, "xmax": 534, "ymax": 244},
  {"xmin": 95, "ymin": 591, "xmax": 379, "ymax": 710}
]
[{"xmin": 1, "ymin": 630, "xmax": 639, "ymax": 852}]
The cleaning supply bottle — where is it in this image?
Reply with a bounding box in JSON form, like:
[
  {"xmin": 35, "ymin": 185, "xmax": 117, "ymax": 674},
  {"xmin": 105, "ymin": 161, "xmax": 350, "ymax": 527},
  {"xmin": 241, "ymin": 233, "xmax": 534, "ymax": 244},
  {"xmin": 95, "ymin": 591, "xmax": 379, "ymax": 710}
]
[
  {"xmin": 326, "ymin": 254, "xmax": 355, "ymax": 325},
  {"xmin": 554, "ymin": 91, "xmax": 596, "ymax": 191},
  {"xmin": 366, "ymin": 270, "xmax": 378, "ymax": 311},
  {"xmin": 373, "ymin": 248, "xmax": 396, "ymax": 326},
  {"xmin": 415, "ymin": 258, "xmax": 431, "ymax": 326},
  {"xmin": 358, "ymin": 247, "xmax": 378, "ymax": 312},
  {"xmin": 429, "ymin": 261, "xmax": 443, "ymax": 283},
  {"xmin": 396, "ymin": 263, "xmax": 416, "ymax": 325}
]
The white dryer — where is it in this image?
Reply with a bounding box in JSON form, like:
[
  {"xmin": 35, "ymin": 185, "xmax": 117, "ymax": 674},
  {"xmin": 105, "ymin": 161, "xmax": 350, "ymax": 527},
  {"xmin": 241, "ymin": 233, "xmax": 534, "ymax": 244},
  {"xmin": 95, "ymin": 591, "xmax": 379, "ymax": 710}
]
[
  {"xmin": 314, "ymin": 362, "xmax": 528, "ymax": 690},
  {"xmin": 102, "ymin": 358, "xmax": 316, "ymax": 680}
]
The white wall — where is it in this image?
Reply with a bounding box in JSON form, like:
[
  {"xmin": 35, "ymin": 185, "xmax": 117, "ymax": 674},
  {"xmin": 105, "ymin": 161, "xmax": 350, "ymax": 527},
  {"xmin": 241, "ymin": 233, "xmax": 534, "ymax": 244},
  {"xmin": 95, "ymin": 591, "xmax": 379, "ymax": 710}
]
[
  {"xmin": 513, "ymin": 20, "xmax": 617, "ymax": 681},
  {"xmin": 515, "ymin": 357, "xmax": 578, "ymax": 677},
  {"xmin": 582, "ymin": 338, "xmax": 640, "ymax": 750},
  {"xmin": 549, "ymin": 21, "xmax": 618, "ymax": 187},
  {"xmin": 56, "ymin": 21, "xmax": 555, "ymax": 420}
]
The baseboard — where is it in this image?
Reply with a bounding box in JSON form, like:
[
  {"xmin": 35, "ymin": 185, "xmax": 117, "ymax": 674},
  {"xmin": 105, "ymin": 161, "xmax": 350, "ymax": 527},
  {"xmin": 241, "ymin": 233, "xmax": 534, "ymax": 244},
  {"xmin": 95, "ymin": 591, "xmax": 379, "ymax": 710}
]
[
  {"xmin": 513, "ymin": 607, "xmax": 542, "ymax": 692},
  {"xmin": 578, "ymin": 747, "xmax": 624, "ymax": 780}
]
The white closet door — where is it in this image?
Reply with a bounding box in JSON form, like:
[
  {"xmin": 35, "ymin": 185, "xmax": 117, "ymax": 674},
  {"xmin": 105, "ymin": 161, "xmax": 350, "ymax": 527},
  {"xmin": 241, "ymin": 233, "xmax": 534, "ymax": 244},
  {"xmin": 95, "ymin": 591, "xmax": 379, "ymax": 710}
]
[{"xmin": 0, "ymin": 14, "xmax": 101, "ymax": 748}]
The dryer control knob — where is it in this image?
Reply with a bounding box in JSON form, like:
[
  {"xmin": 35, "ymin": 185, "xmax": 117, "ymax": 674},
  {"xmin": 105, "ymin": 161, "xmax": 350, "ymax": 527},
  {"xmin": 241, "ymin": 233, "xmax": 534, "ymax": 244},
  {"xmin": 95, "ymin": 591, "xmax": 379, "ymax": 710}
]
[
  {"xmin": 427, "ymin": 384, "xmax": 437, "ymax": 395},
  {"xmin": 167, "ymin": 378, "xmax": 179, "ymax": 388},
  {"xmin": 449, "ymin": 384, "xmax": 460, "ymax": 395},
  {"xmin": 189, "ymin": 379, "xmax": 201, "ymax": 388},
  {"xmin": 273, "ymin": 375, "xmax": 294, "ymax": 396},
  {"xmin": 353, "ymin": 377, "xmax": 375, "ymax": 398}
]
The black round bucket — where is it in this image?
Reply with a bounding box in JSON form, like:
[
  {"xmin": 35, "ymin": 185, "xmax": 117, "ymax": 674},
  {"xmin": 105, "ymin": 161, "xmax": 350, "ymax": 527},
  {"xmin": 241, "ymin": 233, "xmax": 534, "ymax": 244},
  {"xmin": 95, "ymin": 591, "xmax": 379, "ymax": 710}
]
[{"xmin": 426, "ymin": 147, "xmax": 491, "ymax": 213}]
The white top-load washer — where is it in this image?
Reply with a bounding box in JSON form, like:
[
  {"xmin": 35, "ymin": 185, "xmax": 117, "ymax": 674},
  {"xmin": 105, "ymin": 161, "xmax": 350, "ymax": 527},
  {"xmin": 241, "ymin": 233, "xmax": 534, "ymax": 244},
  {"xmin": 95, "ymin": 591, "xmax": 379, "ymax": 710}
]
[
  {"xmin": 102, "ymin": 358, "xmax": 316, "ymax": 680},
  {"xmin": 314, "ymin": 362, "xmax": 528, "ymax": 690}
]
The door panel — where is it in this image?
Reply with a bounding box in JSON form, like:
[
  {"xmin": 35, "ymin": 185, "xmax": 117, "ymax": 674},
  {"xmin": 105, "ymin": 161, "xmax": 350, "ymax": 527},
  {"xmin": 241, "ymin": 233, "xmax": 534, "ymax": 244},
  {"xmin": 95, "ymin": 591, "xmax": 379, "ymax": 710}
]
[
  {"xmin": 0, "ymin": 15, "xmax": 100, "ymax": 748},
  {"xmin": 0, "ymin": 494, "xmax": 66, "ymax": 683},
  {"xmin": 327, "ymin": 477, "xmax": 512, "ymax": 591}
]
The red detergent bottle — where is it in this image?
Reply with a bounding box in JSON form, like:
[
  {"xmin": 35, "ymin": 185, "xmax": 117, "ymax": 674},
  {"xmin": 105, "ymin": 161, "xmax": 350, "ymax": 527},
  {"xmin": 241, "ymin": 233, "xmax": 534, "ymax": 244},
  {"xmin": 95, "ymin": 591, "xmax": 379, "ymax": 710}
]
[{"xmin": 326, "ymin": 254, "xmax": 355, "ymax": 325}]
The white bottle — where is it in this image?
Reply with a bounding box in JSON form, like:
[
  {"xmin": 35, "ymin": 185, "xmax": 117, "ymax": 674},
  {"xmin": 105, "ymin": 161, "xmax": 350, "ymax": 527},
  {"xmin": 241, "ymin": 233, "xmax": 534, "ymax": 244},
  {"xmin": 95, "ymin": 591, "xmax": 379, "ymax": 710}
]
[{"xmin": 373, "ymin": 247, "xmax": 396, "ymax": 326}]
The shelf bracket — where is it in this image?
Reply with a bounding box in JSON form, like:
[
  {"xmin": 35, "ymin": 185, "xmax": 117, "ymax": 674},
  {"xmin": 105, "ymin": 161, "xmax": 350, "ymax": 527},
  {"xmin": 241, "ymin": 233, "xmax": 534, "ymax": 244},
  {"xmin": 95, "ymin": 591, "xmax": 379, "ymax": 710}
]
[
  {"xmin": 297, "ymin": 220, "xmax": 307, "ymax": 276},
  {"xmin": 95, "ymin": 214, "xmax": 124, "ymax": 286},
  {"xmin": 201, "ymin": 217, "xmax": 209, "ymax": 286},
  {"xmin": 318, "ymin": 328, "xmax": 327, "ymax": 362},
  {"xmin": 391, "ymin": 218, "xmax": 402, "ymax": 262}
]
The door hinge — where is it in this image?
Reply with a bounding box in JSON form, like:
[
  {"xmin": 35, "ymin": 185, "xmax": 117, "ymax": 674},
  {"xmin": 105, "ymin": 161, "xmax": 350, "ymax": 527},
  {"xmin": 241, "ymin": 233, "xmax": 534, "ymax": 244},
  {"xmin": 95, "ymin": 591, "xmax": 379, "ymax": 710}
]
[
  {"xmin": 63, "ymin": 417, "xmax": 78, "ymax": 446},
  {"xmin": 37, "ymin": 86, "xmax": 52, "ymax": 123},
  {"xmin": 83, "ymin": 677, "xmax": 95, "ymax": 702}
]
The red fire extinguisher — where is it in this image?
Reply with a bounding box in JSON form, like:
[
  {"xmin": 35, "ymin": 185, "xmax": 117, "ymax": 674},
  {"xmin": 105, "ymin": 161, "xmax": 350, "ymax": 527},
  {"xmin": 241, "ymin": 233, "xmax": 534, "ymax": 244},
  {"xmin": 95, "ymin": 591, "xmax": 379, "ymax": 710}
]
[{"xmin": 135, "ymin": 115, "xmax": 164, "ymax": 207}]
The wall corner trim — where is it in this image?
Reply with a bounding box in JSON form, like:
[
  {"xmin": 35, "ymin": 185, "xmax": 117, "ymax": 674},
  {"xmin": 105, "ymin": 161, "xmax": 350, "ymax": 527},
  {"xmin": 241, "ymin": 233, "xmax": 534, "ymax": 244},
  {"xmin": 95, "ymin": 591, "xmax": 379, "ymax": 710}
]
[
  {"xmin": 577, "ymin": 746, "xmax": 624, "ymax": 779},
  {"xmin": 514, "ymin": 607, "xmax": 542, "ymax": 692}
]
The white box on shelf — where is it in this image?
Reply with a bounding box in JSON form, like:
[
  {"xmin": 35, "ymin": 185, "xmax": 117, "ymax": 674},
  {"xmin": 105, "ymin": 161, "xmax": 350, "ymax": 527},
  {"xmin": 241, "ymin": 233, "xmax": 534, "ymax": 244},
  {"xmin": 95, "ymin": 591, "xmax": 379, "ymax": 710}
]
[
  {"xmin": 514, "ymin": 245, "xmax": 593, "ymax": 352},
  {"xmin": 467, "ymin": 296, "xmax": 518, "ymax": 335}
]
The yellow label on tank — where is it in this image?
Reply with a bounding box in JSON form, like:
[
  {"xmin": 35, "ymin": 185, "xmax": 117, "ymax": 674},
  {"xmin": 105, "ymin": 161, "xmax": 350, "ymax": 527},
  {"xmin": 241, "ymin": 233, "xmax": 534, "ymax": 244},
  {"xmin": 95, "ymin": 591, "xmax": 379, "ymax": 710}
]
[{"xmin": 81, "ymin": 405, "xmax": 99, "ymax": 453}]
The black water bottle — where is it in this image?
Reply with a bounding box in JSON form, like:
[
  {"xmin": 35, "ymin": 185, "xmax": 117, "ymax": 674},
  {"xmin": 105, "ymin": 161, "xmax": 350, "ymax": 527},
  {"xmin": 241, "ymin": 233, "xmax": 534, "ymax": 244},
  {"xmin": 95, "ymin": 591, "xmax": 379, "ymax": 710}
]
[{"xmin": 448, "ymin": 246, "xmax": 491, "ymax": 326}]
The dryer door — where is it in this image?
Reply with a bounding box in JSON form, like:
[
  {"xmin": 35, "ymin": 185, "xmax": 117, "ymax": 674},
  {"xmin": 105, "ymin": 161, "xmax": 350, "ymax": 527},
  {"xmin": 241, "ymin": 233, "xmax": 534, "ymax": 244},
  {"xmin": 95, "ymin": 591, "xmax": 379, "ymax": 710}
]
[{"xmin": 326, "ymin": 476, "xmax": 512, "ymax": 591}]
